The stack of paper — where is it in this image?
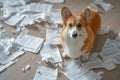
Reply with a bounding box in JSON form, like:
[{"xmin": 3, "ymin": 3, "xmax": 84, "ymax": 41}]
[
  {"xmin": 15, "ymin": 34, "xmax": 44, "ymax": 53},
  {"xmin": 33, "ymin": 66, "xmax": 58, "ymax": 80}
]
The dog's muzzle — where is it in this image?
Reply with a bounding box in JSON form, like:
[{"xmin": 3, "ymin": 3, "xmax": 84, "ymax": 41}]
[{"xmin": 72, "ymin": 31, "xmax": 78, "ymax": 39}]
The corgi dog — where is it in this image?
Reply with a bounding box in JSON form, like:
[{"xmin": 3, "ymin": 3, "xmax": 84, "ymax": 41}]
[{"xmin": 60, "ymin": 7, "xmax": 101, "ymax": 61}]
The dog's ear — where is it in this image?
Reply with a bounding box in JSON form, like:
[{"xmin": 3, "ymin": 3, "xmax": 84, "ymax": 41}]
[
  {"xmin": 82, "ymin": 8, "xmax": 90, "ymax": 22},
  {"xmin": 61, "ymin": 7, "xmax": 72, "ymax": 24}
]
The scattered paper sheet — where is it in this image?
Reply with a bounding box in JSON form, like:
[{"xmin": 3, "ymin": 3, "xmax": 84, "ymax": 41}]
[
  {"xmin": 88, "ymin": 0, "xmax": 113, "ymax": 12},
  {"xmin": 81, "ymin": 53, "xmax": 104, "ymax": 70},
  {"xmin": 4, "ymin": 13, "xmax": 25, "ymax": 26},
  {"xmin": 1, "ymin": 1, "xmax": 53, "ymax": 27},
  {"xmin": 98, "ymin": 26, "xmax": 110, "ymax": 34},
  {"xmin": 0, "ymin": 61, "xmax": 14, "ymax": 72},
  {"xmin": 45, "ymin": 0, "xmax": 64, "ymax": 3},
  {"xmin": 40, "ymin": 43, "xmax": 62, "ymax": 65},
  {"xmin": 62, "ymin": 60, "xmax": 102, "ymax": 80},
  {"xmin": 49, "ymin": 9, "xmax": 62, "ymax": 24},
  {"xmin": 0, "ymin": 30, "xmax": 25, "ymax": 72},
  {"xmin": 76, "ymin": 70, "xmax": 103, "ymax": 80},
  {"xmin": 94, "ymin": 0, "xmax": 113, "ymax": 12},
  {"xmin": 46, "ymin": 24, "xmax": 61, "ymax": 44},
  {"xmin": 0, "ymin": 22, "xmax": 3, "ymax": 28},
  {"xmin": 62, "ymin": 60, "xmax": 88, "ymax": 80},
  {"xmin": 115, "ymin": 32, "xmax": 120, "ymax": 42},
  {"xmin": 100, "ymin": 39, "xmax": 120, "ymax": 70},
  {"xmin": 33, "ymin": 66, "xmax": 58, "ymax": 80},
  {"xmin": 15, "ymin": 34, "xmax": 44, "ymax": 53},
  {"xmin": 0, "ymin": 30, "xmax": 9, "ymax": 39}
]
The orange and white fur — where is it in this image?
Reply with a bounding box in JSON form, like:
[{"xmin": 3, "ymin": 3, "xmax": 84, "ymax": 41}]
[{"xmin": 60, "ymin": 7, "xmax": 101, "ymax": 61}]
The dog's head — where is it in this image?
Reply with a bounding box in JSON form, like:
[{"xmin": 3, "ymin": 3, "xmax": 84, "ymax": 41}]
[{"xmin": 61, "ymin": 7, "xmax": 90, "ymax": 39}]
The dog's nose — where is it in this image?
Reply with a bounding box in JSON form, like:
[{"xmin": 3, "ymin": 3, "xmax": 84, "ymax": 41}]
[{"xmin": 72, "ymin": 31, "xmax": 78, "ymax": 39}]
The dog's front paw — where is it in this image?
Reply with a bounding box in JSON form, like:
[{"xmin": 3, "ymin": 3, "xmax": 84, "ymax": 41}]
[
  {"xmin": 81, "ymin": 53, "xmax": 89, "ymax": 62},
  {"xmin": 62, "ymin": 51, "xmax": 70, "ymax": 60}
]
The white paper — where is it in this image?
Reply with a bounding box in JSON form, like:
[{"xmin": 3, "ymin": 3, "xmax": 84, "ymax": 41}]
[
  {"xmin": 0, "ymin": 30, "xmax": 9, "ymax": 39},
  {"xmin": 15, "ymin": 34, "xmax": 44, "ymax": 53},
  {"xmin": 100, "ymin": 39, "xmax": 120, "ymax": 70},
  {"xmin": 40, "ymin": 43, "xmax": 62, "ymax": 64},
  {"xmin": 49, "ymin": 9, "xmax": 62, "ymax": 24},
  {"xmin": 22, "ymin": 3, "xmax": 52, "ymax": 14},
  {"xmin": 94, "ymin": 0, "xmax": 113, "ymax": 12},
  {"xmin": 98, "ymin": 26, "xmax": 110, "ymax": 35},
  {"xmin": 101, "ymin": 39, "xmax": 120, "ymax": 59},
  {"xmin": 0, "ymin": 30, "xmax": 25, "ymax": 72},
  {"xmin": 13, "ymin": 27, "xmax": 29, "ymax": 36},
  {"xmin": 62, "ymin": 60, "xmax": 88, "ymax": 80},
  {"xmin": 0, "ymin": 61, "xmax": 14, "ymax": 72},
  {"xmin": 4, "ymin": 13, "xmax": 25, "ymax": 26},
  {"xmin": 81, "ymin": 53, "xmax": 104, "ymax": 70},
  {"xmin": 45, "ymin": 0, "xmax": 64, "ymax": 3},
  {"xmin": 33, "ymin": 66, "xmax": 58, "ymax": 80},
  {"xmin": 77, "ymin": 70, "xmax": 103, "ymax": 80},
  {"xmin": 87, "ymin": 3, "xmax": 102, "ymax": 12},
  {"xmin": 46, "ymin": 24, "xmax": 61, "ymax": 44},
  {"xmin": 62, "ymin": 60, "xmax": 103, "ymax": 80},
  {"xmin": 115, "ymin": 32, "xmax": 120, "ymax": 42},
  {"xmin": 0, "ymin": 22, "xmax": 3, "ymax": 28}
]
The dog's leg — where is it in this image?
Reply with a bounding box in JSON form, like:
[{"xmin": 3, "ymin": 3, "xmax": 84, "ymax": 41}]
[{"xmin": 81, "ymin": 52, "xmax": 90, "ymax": 62}]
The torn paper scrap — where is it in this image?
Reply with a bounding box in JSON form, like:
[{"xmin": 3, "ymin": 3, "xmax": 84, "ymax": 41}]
[
  {"xmin": 94, "ymin": 0, "xmax": 113, "ymax": 12},
  {"xmin": 98, "ymin": 26, "xmax": 110, "ymax": 35},
  {"xmin": 45, "ymin": 0, "xmax": 64, "ymax": 3},
  {"xmin": 81, "ymin": 53, "xmax": 104, "ymax": 70},
  {"xmin": 46, "ymin": 24, "xmax": 61, "ymax": 44},
  {"xmin": 0, "ymin": 30, "xmax": 25, "ymax": 72},
  {"xmin": 40, "ymin": 43, "xmax": 62, "ymax": 65},
  {"xmin": 15, "ymin": 34, "xmax": 44, "ymax": 53},
  {"xmin": 22, "ymin": 64, "xmax": 31, "ymax": 72},
  {"xmin": 13, "ymin": 27, "xmax": 29, "ymax": 36},
  {"xmin": 0, "ymin": 61, "xmax": 14, "ymax": 72},
  {"xmin": 33, "ymin": 66, "xmax": 58, "ymax": 80},
  {"xmin": 0, "ymin": 47, "xmax": 24, "ymax": 64},
  {"xmin": 49, "ymin": 9, "xmax": 62, "ymax": 24},
  {"xmin": 62, "ymin": 60, "xmax": 88, "ymax": 80},
  {"xmin": 0, "ymin": 30, "xmax": 9, "ymax": 39},
  {"xmin": 17, "ymin": 15, "xmax": 35, "ymax": 27}
]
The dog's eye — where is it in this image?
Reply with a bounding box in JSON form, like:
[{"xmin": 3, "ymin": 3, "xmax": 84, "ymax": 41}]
[
  {"xmin": 68, "ymin": 23, "xmax": 72, "ymax": 28},
  {"xmin": 77, "ymin": 23, "xmax": 81, "ymax": 28}
]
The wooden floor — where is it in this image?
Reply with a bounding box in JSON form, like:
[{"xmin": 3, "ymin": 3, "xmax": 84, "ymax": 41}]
[{"xmin": 0, "ymin": 0, "xmax": 120, "ymax": 80}]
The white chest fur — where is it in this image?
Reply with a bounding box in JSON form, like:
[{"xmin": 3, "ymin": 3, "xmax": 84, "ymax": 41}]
[{"xmin": 63, "ymin": 28, "xmax": 88, "ymax": 58}]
